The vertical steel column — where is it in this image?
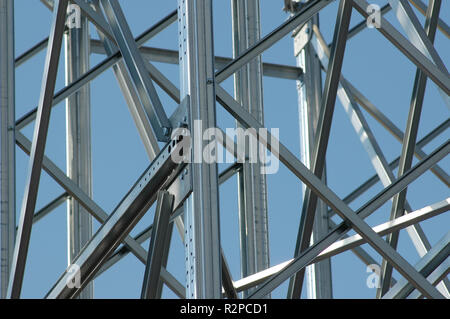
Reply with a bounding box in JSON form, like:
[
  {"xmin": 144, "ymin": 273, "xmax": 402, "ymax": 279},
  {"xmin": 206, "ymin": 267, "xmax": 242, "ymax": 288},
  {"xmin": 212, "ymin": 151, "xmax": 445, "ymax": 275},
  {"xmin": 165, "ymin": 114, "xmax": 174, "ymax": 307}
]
[
  {"xmin": 65, "ymin": 3, "xmax": 93, "ymax": 299},
  {"xmin": 231, "ymin": 0, "xmax": 269, "ymax": 297},
  {"xmin": 0, "ymin": 0, "xmax": 15, "ymax": 299},
  {"xmin": 179, "ymin": 0, "xmax": 222, "ymax": 298},
  {"xmin": 293, "ymin": 13, "xmax": 333, "ymax": 298},
  {"xmin": 288, "ymin": 0, "xmax": 352, "ymax": 299}
]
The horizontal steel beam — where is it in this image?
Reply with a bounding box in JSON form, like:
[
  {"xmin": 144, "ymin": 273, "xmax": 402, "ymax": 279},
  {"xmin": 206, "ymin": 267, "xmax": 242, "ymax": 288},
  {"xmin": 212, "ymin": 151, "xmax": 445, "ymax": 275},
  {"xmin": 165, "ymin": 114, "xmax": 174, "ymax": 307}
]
[
  {"xmin": 90, "ymin": 41, "xmax": 302, "ymax": 80},
  {"xmin": 16, "ymin": 37, "xmax": 303, "ymax": 81},
  {"xmin": 230, "ymin": 198, "xmax": 449, "ymax": 293},
  {"xmin": 318, "ymin": 199, "xmax": 450, "ymax": 261}
]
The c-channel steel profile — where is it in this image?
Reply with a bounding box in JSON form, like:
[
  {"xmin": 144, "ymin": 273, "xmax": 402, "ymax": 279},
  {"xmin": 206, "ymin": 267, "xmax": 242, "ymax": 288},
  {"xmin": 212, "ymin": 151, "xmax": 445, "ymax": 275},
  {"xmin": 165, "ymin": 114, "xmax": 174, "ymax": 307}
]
[
  {"xmin": 246, "ymin": 140, "xmax": 449, "ymax": 298},
  {"xmin": 15, "ymin": 132, "xmax": 140, "ymax": 261},
  {"xmin": 16, "ymin": 2, "xmax": 177, "ymax": 68},
  {"xmin": 390, "ymin": 0, "xmax": 450, "ymax": 112},
  {"xmin": 100, "ymin": 0, "xmax": 172, "ymax": 142},
  {"xmin": 311, "ymin": 23, "xmax": 449, "ymax": 186},
  {"xmin": 7, "ymin": 0, "xmax": 69, "ymax": 299},
  {"xmin": 247, "ymin": 141, "xmax": 449, "ymax": 299},
  {"xmin": 93, "ymin": 163, "xmax": 243, "ymax": 279},
  {"xmin": 14, "ymin": 7, "xmax": 178, "ymax": 130},
  {"xmin": 66, "ymin": 0, "xmax": 113, "ymax": 44},
  {"xmin": 409, "ymin": 0, "xmax": 450, "ymax": 37},
  {"xmin": 25, "ymin": 1, "xmax": 450, "ymax": 107},
  {"xmin": 393, "ymin": 0, "xmax": 450, "ymax": 110},
  {"xmin": 311, "ymin": 25, "xmax": 442, "ymax": 292},
  {"xmin": 352, "ymin": 0, "xmax": 450, "ymax": 95},
  {"xmin": 90, "ymin": 0, "xmax": 160, "ymax": 160},
  {"xmin": 329, "ymin": 118, "xmax": 449, "ymax": 210},
  {"xmin": 288, "ymin": 0, "xmax": 353, "ymax": 299},
  {"xmin": 7, "ymin": 0, "xmax": 446, "ymax": 300},
  {"xmin": 0, "ymin": 0, "xmax": 16, "ymax": 299},
  {"xmin": 215, "ymin": 83, "xmax": 449, "ymax": 299},
  {"xmin": 343, "ymin": 80, "xmax": 449, "ymax": 186},
  {"xmin": 216, "ymin": 0, "xmax": 333, "ymax": 83},
  {"xmin": 387, "ymin": 0, "xmax": 447, "ymax": 73},
  {"xmin": 231, "ymin": 0, "xmax": 252, "ymax": 288},
  {"xmin": 62, "ymin": 4, "xmax": 450, "ymax": 298},
  {"xmin": 15, "ymin": 56, "xmax": 183, "ymax": 271},
  {"xmin": 130, "ymin": 55, "xmax": 445, "ymax": 288},
  {"xmin": 231, "ymin": 0, "xmax": 270, "ymax": 298},
  {"xmin": 27, "ymin": 2, "xmax": 448, "ymax": 75},
  {"xmin": 408, "ymin": 257, "xmax": 450, "ymax": 299},
  {"xmin": 89, "ymin": 42, "xmax": 303, "ymax": 80},
  {"xmin": 17, "ymin": 85, "xmax": 234, "ymax": 298},
  {"xmin": 377, "ymin": 0, "xmax": 444, "ymax": 297},
  {"xmin": 226, "ymin": 198, "xmax": 449, "ymax": 293},
  {"xmin": 292, "ymin": 12, "xmax": 332, "ymax": 299},
  {"xmin": 45, "ymin": 137, "xmax": 183, "ymax": 299},
  {"xmin": 319, "ymin": 199, "xmax": 450, "ymax": 262},
  {"xmin": 14, "ymin": 2, "xmax": 307, "ymax": 133},
  {"xmin": 16, "ymin": 38, "xmax": 303, "ymax": 81},
  {"xmin": 65, "ymin": 2, "xmax": 94, "ymax": 299},
  {"xmin": 15, "ymin": 131, "xmax": 185, "ymax": 298},
  {"xmin": 382, "ymin": 231, "xmax": 450, "ymax": 299},
  {"xmin": 96, "ymin": 0, "xmax": 448, "ymax": 298},
  {"xmin": 178, "ymin": 0, "xmax": 222, "ymax": 299}
]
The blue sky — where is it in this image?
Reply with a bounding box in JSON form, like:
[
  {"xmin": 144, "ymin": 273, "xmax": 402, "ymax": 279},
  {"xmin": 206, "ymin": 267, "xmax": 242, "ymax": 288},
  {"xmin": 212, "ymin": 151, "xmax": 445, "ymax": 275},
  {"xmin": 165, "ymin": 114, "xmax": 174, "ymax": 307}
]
[{"xmin": 10, "ymin": 0, "xmax": 449, "ymax": 298}]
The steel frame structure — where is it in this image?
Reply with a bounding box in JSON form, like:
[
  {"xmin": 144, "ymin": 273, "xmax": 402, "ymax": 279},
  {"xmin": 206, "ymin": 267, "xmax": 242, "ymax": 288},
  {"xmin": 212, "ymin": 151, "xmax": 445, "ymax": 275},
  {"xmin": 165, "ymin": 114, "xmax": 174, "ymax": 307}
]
[{"xmin": 0, "ymin": 0, "xmax": 448, "ymax": 299}]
